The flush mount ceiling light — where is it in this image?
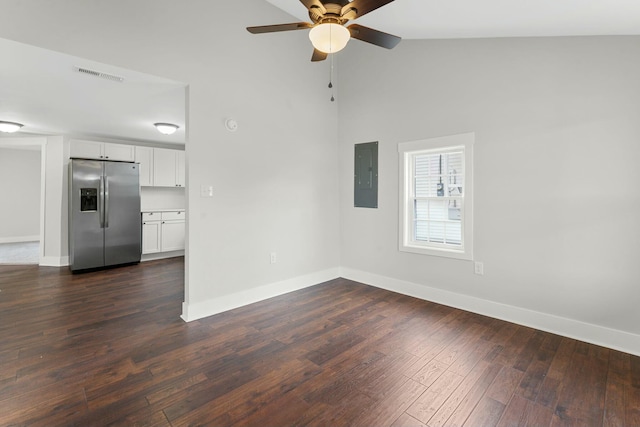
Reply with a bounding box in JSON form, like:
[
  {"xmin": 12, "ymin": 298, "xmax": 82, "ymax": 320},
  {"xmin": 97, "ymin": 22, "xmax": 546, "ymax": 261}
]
[
  {"xmin": 309, "ymin": 22, "xmax": 350, "ymax": 54},
  {"xmin": 0, "ymin": 121, "xmax": 24, "ymax": 133},
  {"xmin": 154, "ymin": 122, "xmax": 179, "ymax": 135}
]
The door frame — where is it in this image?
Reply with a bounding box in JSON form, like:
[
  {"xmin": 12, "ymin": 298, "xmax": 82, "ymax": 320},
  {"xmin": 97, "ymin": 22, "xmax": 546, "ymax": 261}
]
[{"xmin": 0, "ymin": 137, "xmax": 47, "ymax": 265}]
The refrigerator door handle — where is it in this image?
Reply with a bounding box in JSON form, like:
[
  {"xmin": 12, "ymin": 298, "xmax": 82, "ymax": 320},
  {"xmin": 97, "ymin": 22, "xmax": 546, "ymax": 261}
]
[
  {"xmin": 104, "ymin": 177, "xmax": 110, "ymax": 228},
  {"xmin": 99, "ymin": 175, "xmax": 105, "ymax": 229}
]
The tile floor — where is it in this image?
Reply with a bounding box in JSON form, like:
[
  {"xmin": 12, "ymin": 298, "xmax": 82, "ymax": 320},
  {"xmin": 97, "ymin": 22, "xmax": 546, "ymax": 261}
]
[{"xmin": 0, "ymin": 241, "xmax": 40, "ymax": 264}]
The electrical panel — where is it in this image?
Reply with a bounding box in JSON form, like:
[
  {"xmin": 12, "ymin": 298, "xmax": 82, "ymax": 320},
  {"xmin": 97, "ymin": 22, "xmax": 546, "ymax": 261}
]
[{"xmin": 354, "ymin": 142, "xmax": 378, "ymax": 208}]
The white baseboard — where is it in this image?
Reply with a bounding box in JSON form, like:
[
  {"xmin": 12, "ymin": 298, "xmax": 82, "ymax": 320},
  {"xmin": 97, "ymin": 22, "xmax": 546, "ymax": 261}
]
[
  {"xmin": 181, "ymin": 267, "xmax": 341, "ymax": 322},
  {"xmin": 40, "ymin": 256, "xmax": 69, "ymax": 267},
  {"xmin": 141, "ymin": 250, "xmax": 185, "ymax": 262},
  {"xmin": 340, "ymin": 267, "xmax": 640, "ymax": 357},
  {"xmin": 0, "ymin": 235, "xmax": 39, "ymax": 244}
]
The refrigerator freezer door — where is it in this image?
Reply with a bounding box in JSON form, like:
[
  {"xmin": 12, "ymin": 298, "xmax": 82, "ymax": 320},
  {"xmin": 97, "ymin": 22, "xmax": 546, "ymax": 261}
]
[
  {"xmin": 70, "ymin": 160, "xmax": 105, "ymax": 271},
  {"xmin": 104, "ymin": 161, "xmax": 141, "ymax": 266}
]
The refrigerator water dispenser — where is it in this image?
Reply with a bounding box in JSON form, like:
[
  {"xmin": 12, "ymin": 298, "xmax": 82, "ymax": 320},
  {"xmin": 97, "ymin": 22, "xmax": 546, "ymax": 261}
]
[{"xmin": 80, "ymin": 188, "xmax": 98, "ymax": 212}]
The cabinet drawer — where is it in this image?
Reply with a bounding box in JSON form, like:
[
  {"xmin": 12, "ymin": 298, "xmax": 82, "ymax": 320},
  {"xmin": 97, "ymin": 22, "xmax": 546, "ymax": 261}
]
[
  {"xmin": 142, "ymin": 212, "xmax": 161, "ymax": 221},
  {"xmin": 161, "ymin": 211, "xmax": 185, "ymax": 221}
]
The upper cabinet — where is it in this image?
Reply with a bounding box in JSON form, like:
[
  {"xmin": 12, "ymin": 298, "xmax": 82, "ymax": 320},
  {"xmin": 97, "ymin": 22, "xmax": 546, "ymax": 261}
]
[
  {"xmin": 70, "ymin": 140, "xmax": 184, "ymax": 188},
  {"xmin": 70, "ymin": 139, "xmax": 135, "ymax": 162},
  {"xmin": 134, "ymin": 146, "xmax": 154, "ymax": 187},
  {"xmin": 176, "ymin": 151, "xmax": 185, "ymax": 188},
  {"xmin": 153, "ymin": 148, "xmax": 185, "ymax": 188}
]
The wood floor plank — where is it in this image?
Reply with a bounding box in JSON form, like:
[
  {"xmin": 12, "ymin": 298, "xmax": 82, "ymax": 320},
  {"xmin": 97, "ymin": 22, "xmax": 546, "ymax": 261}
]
[
  {"xmin": 486, "ymin": 366, "xmax": 525, "ymax": 405},
  {"xmin": 1, "ymin": 259, "xmax": 638, "ymax": 426},
  {"xmin": 626, "ymin": 384, "xmax": 640, "ymax": 426},
  {"xmin": 406, "ymin": 370, "xmax": 465, "ymax": 423},
  {"xmin": 462, "ymin": 396, "xmax": 505, "ymax": 427},
  {"xmin": 412, "ymin": 359, "xmax": 449, "ymax": 387},
  {"xmin": 391, "ymin": 412, "xmax": 428, "ymax": 427},
  {"xmin": 550, "ymin": 342, "xmax": 609, "ymax": 427},
  {"xmin": 603, "ymin": 377, "xmax": 625, "ymax": 427},
  {"xmin": 296, "ymin": 392, "xmax": 375, "ymax": 427},
  {"xmin": 427, "ymin": 360, "xmax": 492, "ymax": 427},
  {"xmin": 630, "ymin": 354, "xmax": 640, "ymax": 388},
  {"xmin": 352, "ymin": 377, "xmax": 427, "ymax": 427},
  {"xmin": 497, "ymin": 394, "xmax": 529, "ymax": 427},
  {"xmin": 535, "ymin": 337, "xmax": 577, "ymax": 409},
  {"xmin": 437, "ymin": 362, "xmax": 503, "ymax": 427}
]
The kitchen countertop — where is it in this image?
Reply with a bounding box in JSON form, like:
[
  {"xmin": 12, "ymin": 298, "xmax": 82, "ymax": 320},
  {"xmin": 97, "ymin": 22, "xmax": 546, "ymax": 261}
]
[{"xmin": 141, "ymin": 208, "xmax": 185, "ymax": 213}]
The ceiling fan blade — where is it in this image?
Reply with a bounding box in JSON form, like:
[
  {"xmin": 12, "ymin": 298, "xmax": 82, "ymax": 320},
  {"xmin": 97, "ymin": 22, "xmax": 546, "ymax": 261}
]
[
  {"xmin": 247, "ymin": 22, "xmax": 313, "ymax": 34},
  {"xmin": 300, "ymin": 0, "xmax": 326, "ymax": 15},
  {"xmin": 311, "ymin": 48, "xmax": 328, "ymax": 62},
  {"xmin": 342, "ymin": 0, "xmax": 395, "ymax": 19},
  {"xmin": 348, "ymin": 24, "xmax": 401, "ymax": 49}
]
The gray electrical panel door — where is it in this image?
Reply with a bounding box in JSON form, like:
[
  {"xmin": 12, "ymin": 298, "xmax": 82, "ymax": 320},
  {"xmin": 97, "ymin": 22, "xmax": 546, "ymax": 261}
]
[{"xmin": 354, "ymin": 142, "xmax": 378, "ymax": 208}]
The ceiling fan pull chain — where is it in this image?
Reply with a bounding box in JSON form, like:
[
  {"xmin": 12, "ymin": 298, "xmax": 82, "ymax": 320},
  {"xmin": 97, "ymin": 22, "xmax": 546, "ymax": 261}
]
[{"xmin": 329, "ymin": 53, "xmax": 335, "ymax": 102}]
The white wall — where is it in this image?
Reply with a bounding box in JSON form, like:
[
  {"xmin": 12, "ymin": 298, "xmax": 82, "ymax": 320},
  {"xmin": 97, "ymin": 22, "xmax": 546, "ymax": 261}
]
[
  {"xmin": 337, "ymin": 36, "xmax": 640, "ymax": 354},
  {"xmin": 0, "ymin": 146, "xmax": 40, "ymax": 242},
  {"xmin": 141, "ymin": 187, "xmax": 185, "ymax": 211},
  {"xmin": 0, "ymin": 1, "xmax": 341, "ymax": 316},
  {"xmin": 43, "ymin": 136, "xmax": 67, "ymax": 266}
]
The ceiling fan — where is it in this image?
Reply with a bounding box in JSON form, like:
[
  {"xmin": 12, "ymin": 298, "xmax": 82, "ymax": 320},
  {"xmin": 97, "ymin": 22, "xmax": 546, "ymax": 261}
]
[{"xmin": 247, "ymin": 0, "xmax": 401, "ymax": 62}]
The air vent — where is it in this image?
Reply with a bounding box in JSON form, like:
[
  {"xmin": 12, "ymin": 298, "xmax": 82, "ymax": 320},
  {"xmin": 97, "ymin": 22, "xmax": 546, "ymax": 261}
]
[{"xmin": 75, "ymin": 66, "xmax": 124, "ymax": 83}]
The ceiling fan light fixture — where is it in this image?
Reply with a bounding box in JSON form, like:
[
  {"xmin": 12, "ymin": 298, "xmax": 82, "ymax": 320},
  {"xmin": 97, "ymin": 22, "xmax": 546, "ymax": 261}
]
[
  {"xmin": 309, "ymin": 23, "xmax": 350, "ymax": 54},
  {"xmin": 154, "ymin": 122, "xmax": 179, "ymax": 135},
  {"xmin": 0, "ymin": 121, "xmax": 24, "ymax": 133}
]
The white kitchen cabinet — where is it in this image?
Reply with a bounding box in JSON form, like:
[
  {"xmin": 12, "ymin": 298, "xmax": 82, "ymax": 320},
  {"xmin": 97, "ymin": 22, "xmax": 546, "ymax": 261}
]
[
  {"xmin": 104, "ymin": 143, "xmax": 135, "ymax": 161},
  {"xmin": 142, "ymin": 210, "xmax": 185, "ymax": 254},
  {"xmin": 160, "ymin": 210, "xmax": 185, "ymax": 251},
  {"xmin": 70, "ymin": 139, "xmax": 135, "ymax": 162},
  {"xmin": 160, "ymin": 221, "xmax": 185, "ymax": 251},
  {"xmin": 176, "ymin": 150, "xmax": 185, "ymax": 187},
  {"xmin": 135, "ymin": 146, "xmax": 154, "ymax": 187},
  {"xmin": 153, "ymin": 148, "xmax": 185, "ymax": 187},
  {"xmin": 142, "ymin": 220, "xmax": 161, "ymax": 254}
]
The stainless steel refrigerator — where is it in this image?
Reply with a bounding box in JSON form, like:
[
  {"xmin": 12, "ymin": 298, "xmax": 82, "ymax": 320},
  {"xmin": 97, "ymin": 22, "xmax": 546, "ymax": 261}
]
[{"xmin": 69, "ymin": 159, "xmax": 141, "ymax": 271}]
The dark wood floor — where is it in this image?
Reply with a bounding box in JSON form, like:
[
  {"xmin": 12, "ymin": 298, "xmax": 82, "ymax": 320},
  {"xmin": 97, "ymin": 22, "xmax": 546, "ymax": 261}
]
[{"xmin": 1, "ymin": 258, "xmax": 639, "ymax": 426}]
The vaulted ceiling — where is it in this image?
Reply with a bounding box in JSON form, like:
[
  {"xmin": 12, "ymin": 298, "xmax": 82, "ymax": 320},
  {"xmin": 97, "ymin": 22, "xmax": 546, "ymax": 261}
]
[
  {"xmin": 265, "ymin": 0, "xmax": 640, "ymax": 39},
  {"xmin": 2, "ymin": 1, "xmax": 639, "ymax": 145}
]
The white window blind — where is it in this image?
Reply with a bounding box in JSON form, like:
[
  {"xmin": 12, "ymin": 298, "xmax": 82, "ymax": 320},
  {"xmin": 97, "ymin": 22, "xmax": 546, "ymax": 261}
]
[{"xmin": 413, "ymin": 149, "xmax": 464, "ymax": 246}]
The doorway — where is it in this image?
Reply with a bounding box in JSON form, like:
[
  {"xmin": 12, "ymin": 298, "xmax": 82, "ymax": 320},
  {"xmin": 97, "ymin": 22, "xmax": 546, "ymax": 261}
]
[{"xmin": 0, "ymin": 138, "xmax": 46, "ymax": 265}]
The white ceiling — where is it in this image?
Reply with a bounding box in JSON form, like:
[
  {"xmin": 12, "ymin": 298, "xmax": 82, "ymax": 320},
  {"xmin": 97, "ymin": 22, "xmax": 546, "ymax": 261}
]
[
  {"xmin": 2, "ymin": 2, "xmax": 638, "ymax": 146},
  {"xmin": 0, "ymin": 38, "xmax": 186, "ymax": 145},
  {"xmin": 265, "ymin": 0, "xmax": 640, "ymax": 39}
]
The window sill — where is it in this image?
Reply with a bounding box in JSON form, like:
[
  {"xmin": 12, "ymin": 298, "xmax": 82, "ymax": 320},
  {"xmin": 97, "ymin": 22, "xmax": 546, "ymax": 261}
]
[{"xmin": 399, "ymin": 243, "xmax": 473, "ymax": 261}]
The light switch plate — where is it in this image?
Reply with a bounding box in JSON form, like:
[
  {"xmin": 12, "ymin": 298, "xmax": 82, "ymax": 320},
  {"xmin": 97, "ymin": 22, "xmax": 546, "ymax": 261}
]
[{"xmin": 200, "ymin": 185, "xmax": 213, "ymax": 198}]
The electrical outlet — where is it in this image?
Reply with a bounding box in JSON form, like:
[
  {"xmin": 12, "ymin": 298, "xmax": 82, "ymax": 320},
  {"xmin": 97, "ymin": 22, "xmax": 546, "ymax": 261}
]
[
  {"xmin": 474, "ymin": 261, "xmax": 484, "ymax": 275},
  {"xmin": 270, "ymin": 252, "xmax": 277, "ymax": 264}
]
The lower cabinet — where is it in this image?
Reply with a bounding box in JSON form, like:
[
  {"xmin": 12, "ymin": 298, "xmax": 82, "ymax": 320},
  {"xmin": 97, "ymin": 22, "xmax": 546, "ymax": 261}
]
[
  {"xmin": 142, "ymin": 220, "xmax": 162, "ymax": 254},
  {"xmin": 142, "ymin": 210, "xmax": 185, "ymax": 255},
  {"xmin": 160, "ymin": 221, "xmax": 185, "ymax": 252}
]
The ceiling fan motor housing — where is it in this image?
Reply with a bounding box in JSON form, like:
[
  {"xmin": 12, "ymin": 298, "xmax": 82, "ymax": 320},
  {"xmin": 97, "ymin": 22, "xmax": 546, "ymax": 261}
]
[{"xmin": 309, "ymin": 1, "xmax": 356, "ymax": 25}]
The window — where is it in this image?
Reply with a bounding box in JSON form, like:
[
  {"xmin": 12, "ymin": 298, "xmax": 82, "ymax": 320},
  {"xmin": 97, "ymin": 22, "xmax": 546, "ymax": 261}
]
[{"xmin": 398, "ymin": 133, "xmax": 474, "ymax": 260}]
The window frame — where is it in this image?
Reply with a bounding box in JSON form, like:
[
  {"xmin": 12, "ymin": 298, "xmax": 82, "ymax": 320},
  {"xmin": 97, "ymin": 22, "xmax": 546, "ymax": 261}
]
[{"xmin": 398, "ymin": 133, "xmax": 474, "ymax": 260}]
